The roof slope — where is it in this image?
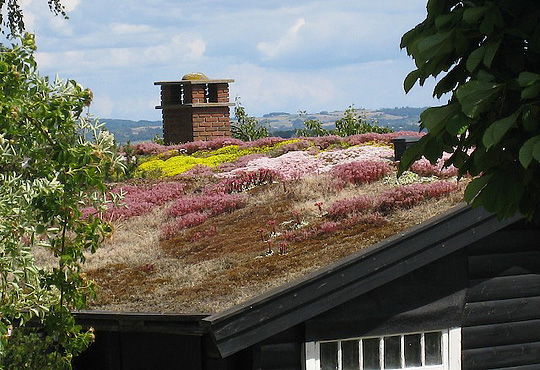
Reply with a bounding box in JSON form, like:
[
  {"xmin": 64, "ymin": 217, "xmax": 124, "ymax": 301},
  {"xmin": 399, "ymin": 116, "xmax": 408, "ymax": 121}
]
[
  {"xmin": 34, "ymin": 136, "xmax": 467, "ymax": 313},
  {"xmin": 203, "ymin": 204, "xmax": 523, "ymax": 357}
]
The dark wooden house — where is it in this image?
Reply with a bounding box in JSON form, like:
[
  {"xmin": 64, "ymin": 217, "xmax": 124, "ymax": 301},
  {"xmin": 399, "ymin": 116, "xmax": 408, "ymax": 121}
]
[{"xmin": 73, "ymin": 204, "xmax": 540, "ymax": 369}]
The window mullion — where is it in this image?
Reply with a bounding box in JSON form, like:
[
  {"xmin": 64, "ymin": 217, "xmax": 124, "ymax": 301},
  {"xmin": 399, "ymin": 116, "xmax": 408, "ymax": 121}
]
[
  {"xmin": 400, "ymin": 335, "xmax": 405, "ymax": 369},
  {"xmin": 359, "ymin": 339, "xmax": 363, "ymax": 370},
  {"xmin": 338, "ymin": 341, "xmax": 342, "ymax": 370},
  {"xmin": 380, "ymin": 337, "xmax": 384, "ymax": 370},
  {"xmin": 421, "ymin": 332, "xmax": 426, "ymax": 367}
]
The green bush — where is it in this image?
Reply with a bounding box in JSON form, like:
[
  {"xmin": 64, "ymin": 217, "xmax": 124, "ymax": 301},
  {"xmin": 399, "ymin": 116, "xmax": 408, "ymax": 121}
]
[
  {"xmin": 333, "ymin": 105, "xmax": 393, "ymax": 136},
  {"xmin": 231, "ymin": 98, "xmax": 269, "ymax": 141}
]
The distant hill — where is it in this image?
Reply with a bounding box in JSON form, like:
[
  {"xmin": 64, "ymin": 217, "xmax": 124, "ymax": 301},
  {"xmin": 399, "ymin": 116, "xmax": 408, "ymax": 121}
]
[
  {"xmin": 101, "ymin": 107, "xmax": 425, "ymax": 143},
  {"xmin": 100, "ymin": 118, "xmax": 162, "ymax": 144}
]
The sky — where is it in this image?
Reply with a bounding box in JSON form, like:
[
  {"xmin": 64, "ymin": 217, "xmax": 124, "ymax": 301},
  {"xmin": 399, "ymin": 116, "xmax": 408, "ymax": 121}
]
[{"xmin": 18, "ymin": 0, "xmax": 440, "ymax": 121}]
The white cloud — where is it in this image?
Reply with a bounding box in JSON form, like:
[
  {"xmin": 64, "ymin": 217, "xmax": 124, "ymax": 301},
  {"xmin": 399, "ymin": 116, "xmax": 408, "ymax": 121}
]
[
  {"xmin": 257, "ymin": 18, "xmax": 306, "ymax": 59},
  {"xmin": 110, "ymin": 23, "xmax": 153, "ymax": 35},
  {"xmin": 143, "ymin": 34, "xmax": 206, "ymax": 64},
  {"xmin": 36, "ymin": 32, "xmax": 206, "ymax": 73},
  {"xmin": 91, "ymin": 95, "xmax": 114, "ymax": 117},
  {"xmin": 226, "ymin": 63, "xmax": 340, "ymax": 115},
  {"xmin": 62, "ymin": 0, "xmax": 81, "ymax": 12}
]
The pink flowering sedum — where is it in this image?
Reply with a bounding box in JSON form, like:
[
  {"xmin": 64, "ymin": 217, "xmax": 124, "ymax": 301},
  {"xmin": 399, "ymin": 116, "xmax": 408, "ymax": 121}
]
[
  {"xmin": 82, "ymin": 181, "xmax": 186, "ymax": 221},
  {"xmin": 410, "ymin": 153, "xmax": 459, "ymax": 178},
  {"xmin": 379, "ymin": 181, "xmax": 459, "ymax": 211},
  {"xmin": 331, "ymin": 160, "xmax": 393, "ymax": 185}
]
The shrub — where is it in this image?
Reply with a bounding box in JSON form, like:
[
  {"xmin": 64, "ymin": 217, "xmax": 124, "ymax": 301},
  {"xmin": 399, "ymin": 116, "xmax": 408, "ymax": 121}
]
[
  {"xmin": 331, "ymin": 160, "xmax": 393, "ymax": 185},
  {"xmin": 332, "ymin": 105, "xmax": 393, "ymax": 136},
  {"xmin": 296, "ymin": 110, "xmax": 329, "ymax": 137},
  {"xmin": 231, "ymin": 98, "xmax": 269, "ymax": 141}
]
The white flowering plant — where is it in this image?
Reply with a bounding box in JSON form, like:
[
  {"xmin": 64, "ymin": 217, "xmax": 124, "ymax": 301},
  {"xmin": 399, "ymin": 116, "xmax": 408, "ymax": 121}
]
[{"xmin": 0, "ymin": 34, "xmax": 123, "ymax": 368}]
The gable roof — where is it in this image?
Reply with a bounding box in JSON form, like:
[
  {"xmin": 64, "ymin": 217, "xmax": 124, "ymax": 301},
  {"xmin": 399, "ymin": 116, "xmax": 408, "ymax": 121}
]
[{"xmin": 202, "ymin": 203, "xmax": 523, "ymax": 357}]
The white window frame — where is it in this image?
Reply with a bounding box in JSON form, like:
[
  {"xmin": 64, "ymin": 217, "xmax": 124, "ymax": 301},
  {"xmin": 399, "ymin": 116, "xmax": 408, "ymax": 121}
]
[{"xmin": 305, "ymin": 328, "xmax": 461, "ymax": 370}]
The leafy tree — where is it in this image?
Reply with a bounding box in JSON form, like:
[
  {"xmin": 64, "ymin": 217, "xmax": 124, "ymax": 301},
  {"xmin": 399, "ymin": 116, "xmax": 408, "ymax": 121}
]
[
  {"xmin": 296, "ymin": 110, "xmax": 329, "ymax": 137},
  {"xmin": 231, "ymin": 98, "xmax": 269, "ymax": 141},
  {"xmin": 1, "ymin": 0, "xmax": 66, "ymax": 36},
  {"xmin": 400, "ymin": 0, "xmax": 540, "ymax": 221},
  {"xmin": 333, "ymin": 105, "xmax": 393, "ymax": 136},
  {"xmin": 0, "ymin": 34, "xmax": 122, "ymax": 368},
  {"xmin": 297, "ymin": 106, "xmax": 393, "ymax": 138}
]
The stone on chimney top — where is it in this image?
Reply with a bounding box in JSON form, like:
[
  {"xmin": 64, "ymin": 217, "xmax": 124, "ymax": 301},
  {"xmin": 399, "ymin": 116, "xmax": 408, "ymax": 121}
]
[{"xmin": 182, "ymin": 72, "xmax": 209, "ymax": 80}]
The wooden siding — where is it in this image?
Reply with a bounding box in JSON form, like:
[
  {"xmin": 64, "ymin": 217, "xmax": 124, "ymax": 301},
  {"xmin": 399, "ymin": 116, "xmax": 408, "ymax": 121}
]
[
  {"xmin": 73, "ymin": 331, "xmax": 202, "ymax": 370},
  {"xmin": 253, "ymin": 326, "xmax": 304, "ymax": 370},
  {"xmin": 305, "ymin": 250, "xmax": 468, "ymax": 341},
  {"xmin": 462, "ymin": 228, "xmax": 540, "ymax": 369}
]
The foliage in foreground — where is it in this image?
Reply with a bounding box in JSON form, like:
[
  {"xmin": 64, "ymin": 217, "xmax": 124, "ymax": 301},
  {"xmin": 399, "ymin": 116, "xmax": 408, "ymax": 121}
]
[
  {"xmin": 0, "ymin": 34, "xmax": 121, "ymax": 368},
  {"xmin": 400, "ymin": 0, "xmax": 540, "ymax": 221}
]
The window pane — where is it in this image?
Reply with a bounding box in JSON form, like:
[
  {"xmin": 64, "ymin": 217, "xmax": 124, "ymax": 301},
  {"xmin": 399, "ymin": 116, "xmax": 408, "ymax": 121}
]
[
  {"xmin": 384, "ymin": 335, "xmax": 401, "ymax": 369},
  {"xmin": 425, "ymin": 332, "xmax": 442, "ymax": 365},
  {"xmin": 342, "ymin": 340, "xmax": 360, "ymax": 370},
  {"xmin": 321, "ymin": 342, "xmax": 339, "ymax": 370},
  {"xmin": 404, "ymin": 334, "xmax": 421, "ymax": 367},
  {"xmin": 362, "ymin": 338, "xmax": 380, "ymax": 370}
]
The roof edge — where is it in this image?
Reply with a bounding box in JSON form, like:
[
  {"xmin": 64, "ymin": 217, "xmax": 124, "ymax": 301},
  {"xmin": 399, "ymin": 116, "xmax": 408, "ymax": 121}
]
[{"xmin": 74, "ymin": 310, "xmax": 210, "ymax": 336}]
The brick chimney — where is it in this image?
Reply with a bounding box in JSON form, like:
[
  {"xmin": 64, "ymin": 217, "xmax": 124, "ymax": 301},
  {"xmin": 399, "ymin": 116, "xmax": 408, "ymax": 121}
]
[{"xmin": 155, "ymin": 74, "xmax": 234, "ymax": 144}]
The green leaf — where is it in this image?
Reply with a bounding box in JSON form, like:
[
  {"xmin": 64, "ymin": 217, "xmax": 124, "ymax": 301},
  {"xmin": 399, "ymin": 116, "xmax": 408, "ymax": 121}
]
[
  {"xmin": 479, "ymin": 11, "xmax": 496, "ymax": 35},
  {"xmin": 521, "ymin": 82, "xmax": 540, "ymax": 100},
  {"xmin": 464, "ymin": 174, "xmax": 491, "ymax": 203},
  {"xmin": 404, "ymin": 69, "xmax": 420, "ymax": 93},
  {"xmin": 519, "ymin": 135, "xmax": 540, "ymax": 168},
  {"xmin": 517, "ymin": 72, "xmax": 540, "ymax": 87},
  {"xmin": 482, "ymin": 40, "xmax": 501, "ymax": 68},
  {"xmin": 417, "ymin": 31, "xmax": 452, "ymax": 59},
  {"xmin": 397, "ymin": 135, "xmax": 429, "ymax": 176},
  {"xmin": 446, "ymin": 111, "xmax": 471, "ymax": 136},
  {"xmin": 466, "ymin": 46, "xmax": 486, "ymax": 73},
  {"xmin": 435, "ymin": 13, "xmax": 456, "ymax": 30},
  {"xmin": 522, "ymin": 106, "xmax": 539, "ymax": 132},
  {"xmin": 463, "ymin": 6, "xmax": 487, "ymax": 24},
  {"xmin": 420, "ymin": 104, "xmax": 459, "ymax": 135},
  {"xmin": 456, "ymin": 80, "xmax": 503, "ymax": 118},
  {"xmin": 482, "ymin": 110, "xmax": 520, "ymax": 149}
]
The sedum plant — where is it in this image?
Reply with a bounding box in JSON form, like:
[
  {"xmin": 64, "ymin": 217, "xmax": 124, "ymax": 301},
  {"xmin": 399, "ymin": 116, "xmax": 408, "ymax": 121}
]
[{"xmin": 0, "ymin": 34, "xmax": 123, "ymax": 368}]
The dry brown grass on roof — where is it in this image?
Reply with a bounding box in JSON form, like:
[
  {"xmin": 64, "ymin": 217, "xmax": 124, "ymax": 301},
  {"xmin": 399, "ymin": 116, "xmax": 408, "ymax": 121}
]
[{"xmin": 71, "ymin": 174, "xmax": 467, "ymax": 314}]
